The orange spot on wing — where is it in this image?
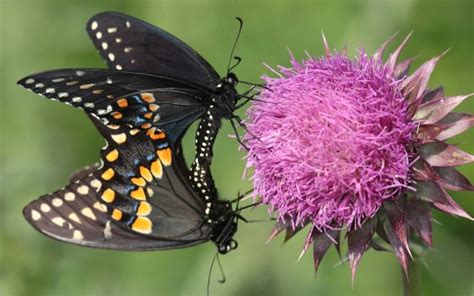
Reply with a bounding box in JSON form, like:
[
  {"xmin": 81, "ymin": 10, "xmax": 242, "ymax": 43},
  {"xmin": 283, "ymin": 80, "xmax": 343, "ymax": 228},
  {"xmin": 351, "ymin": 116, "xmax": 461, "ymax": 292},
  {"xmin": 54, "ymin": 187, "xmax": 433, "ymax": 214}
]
[
  {"xmin": 132, "ymin": 216, "xmax": 152, "ymax": 234},
  {"xmin": 146, "ymin": 128, "xmax": 166, "ymax": 140},
  {"xmin": 141, "ymin": 123, "xmax": 151, "ymax": 129},
  {"xmin": 112, "ymin": 112, "xmax": 123, "ymax": 119},
  {"xmin": 131, "ymin": 177, "xmax": 146, "ymax": 187},
  {"xmin": 143, "ymin": 112, "xmax": 153, "ymax": 119},
  {"xmin": 157, "ymin": 148, "xmax": 172, "ymax": 166},
  {"xmin": 148, "ymin": 104, "xmax": 159, "ymax": 112},
  {"xmin": 137, "ymin": 201, "xmax": 151, "ymax": 216},
  {"xmin": 101, "ymin": 168, "xmax": 115, "ymax": 180},
  {"xmin": 140, "ymin": 166, "xmax": 152, "ymax": 182},
  {"xmin": 130, "ymin": 187, "xmax": 146, "ymax": 200},
  {"xmin": 101, "ymin": 188, "xmax": 115, "ymax": 203},
  {"xmin": 105, "ymin": 149, "xmax": 119, "ymax": 162},
  {"xmin": 150, "ymin": 160, "xmax": 163, "ymax": 178},
  {"xmin": 141, "ymin": 93, "xmax": 155, "ymax": 103},
  {"xmin": 117, "ymin": 98, "xmax": 128, "ymax": 108},
  {"xmin": 111, "ymin": 209, "xmax": 123, "ymax": 221}
]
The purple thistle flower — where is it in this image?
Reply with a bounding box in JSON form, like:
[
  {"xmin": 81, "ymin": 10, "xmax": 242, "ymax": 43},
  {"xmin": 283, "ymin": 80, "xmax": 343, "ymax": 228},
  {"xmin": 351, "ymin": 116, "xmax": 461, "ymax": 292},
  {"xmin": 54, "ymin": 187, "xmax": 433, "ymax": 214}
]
[{"xmin": 244, "ymin": 34, "xmax": 474, "ymax": 278}]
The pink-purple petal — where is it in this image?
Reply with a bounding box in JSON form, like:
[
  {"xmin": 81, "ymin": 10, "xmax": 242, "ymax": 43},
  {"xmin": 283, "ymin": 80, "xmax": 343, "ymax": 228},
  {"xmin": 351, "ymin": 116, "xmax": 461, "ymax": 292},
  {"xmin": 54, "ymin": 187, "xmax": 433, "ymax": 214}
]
[
  {"xmin": 383, "ymin": 199, "xmax": 411, "ymax": 257},
  {"xmin": 413, "ymin": 181, "xmax": 472, "ymax": 219},
  {"xmin": 419, "ymin": 141, "xmax": 474, "ymax": 167},
  {"xmin": 436, "ymin": 112, "xmax": 474, "ymax": 140},
  {"xmin": 434, "ymin": 167, "xmax": 474, "ymax": 192},
  {"xmin": 348, "ymin": 218, "xmax": 377, "ymax": 281},
  {"xmin": 312, "ymin": 230, "xmax": 338, "ymax": 274},
  {"xmin": 406, "ymin": 198, "xmax": 432, "ymax": 247},
  {"xmin": 413, "ymin": 94, "xmax": 473, "ymax": 124}
]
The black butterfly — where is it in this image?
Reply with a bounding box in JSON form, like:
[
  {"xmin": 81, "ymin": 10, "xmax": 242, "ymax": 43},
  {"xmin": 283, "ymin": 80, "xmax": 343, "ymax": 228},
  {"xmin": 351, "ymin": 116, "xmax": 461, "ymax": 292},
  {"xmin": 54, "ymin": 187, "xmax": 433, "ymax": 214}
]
[
  {"xmin": 23, "ymin": 115, "xmax": 239, "ymax": 253},
  {"xmin": 18, "ymin": 12, "xmax": 253, "ymax": 253}
]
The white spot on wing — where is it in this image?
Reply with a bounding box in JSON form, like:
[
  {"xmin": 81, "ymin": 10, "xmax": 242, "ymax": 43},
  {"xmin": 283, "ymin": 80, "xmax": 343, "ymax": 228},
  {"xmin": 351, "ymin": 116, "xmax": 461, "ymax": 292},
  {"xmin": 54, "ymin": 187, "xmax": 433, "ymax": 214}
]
[
  {"xmin": 25, "ymin": 78, "xmax": 35, "ymax": 84},
  {"xmin": 52, "ymin": 78, "xmax": 65, "ymax": 83},
  {"xmin": 115, "ymin": 64, "xmax": 123, "ymax": 70},
  {"xmin": 107, "ymin": 27, "xmax": 117, "ymax": 33},
  {"xmin": 52, "ymin": 217, "xmax": 67, "ymax": 227},
  {"xmin": 31, "ymin": 210, "xmax": 41, "ymax": 221},
  {"xmin": 76, "ymin": 71, "xmax": 85, "ymax": 76},
  {"xmin": 68, "ymin": 213, "xmax": 81, "ymax": 224},
  {"xmin": 77, "ymin": 185, "xmax": 89, "ymax": 195},
  {"xmin": 81, "ymin": 207, "xmax": 97, "ymax": 220},
  {"xmin": 64, "ymin": 192, "xmax": 76, "ymax": 201},
  {"xmin": 52, "ymin": 198, "xmax": 63, "ymax": 207},
  {"xmin": 84, "ymin": 102, "xmax": 95, "ymax": 108},
  {"xmin": 58, "ymin": 92, "xmax": 68, "ymax": 98},
  {"xmin": 91, "ymin": 21, "xmax": 98, "ymax": 30},
  {"xmin": 35, "ymin": 83, "xmax": 44, "ymax": 88},
  {"xmin": 40, "ymin": 203, "xmax": 51, "ymax": 213},
  {"xmin": 115, "ymin": 38, "xmax": 122, "ymax": 43},
  {"xmin": 124, "ymin": 47, "xmax": 132, "ymax": 53},
  {"xmin": 101, "ymin": 42, "xmax": 108, "ymax": 50},
  {"xmin": 126, "ymin": 21, "xmax": 131, "ymax": 28},
  {"xmin": 111, "ymin": 133, "xmax": 127, "ymax": 144},
  {"xmin": 45, "ymin": 88, "xmax": 55, "ymax": 94},
  {"xmin": 72, "ymin": 97, "xmax": 82, "ymax": 103},
  {"xmin": 108, "ymin": 53, "xmax": 115, "ymax": 61},
  {"xmin": 73, "ymin": 230, "xmax": 84, "ymax": 241},
  {"xmin": 104, "ymin": 221, "xmax": 112, "ymax": 239},
  {"xmin": 96, "ymin": 31, "xmax": 103, "ymax": 39}
]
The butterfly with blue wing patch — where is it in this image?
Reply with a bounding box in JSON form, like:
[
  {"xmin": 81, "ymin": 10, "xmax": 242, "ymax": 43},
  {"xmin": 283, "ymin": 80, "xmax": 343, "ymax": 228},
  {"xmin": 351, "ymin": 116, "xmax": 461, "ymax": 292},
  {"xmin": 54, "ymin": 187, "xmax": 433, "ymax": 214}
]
[
  {"xmin": 18, "ymin": 11, "xmax": 255, "ymax": 213},
  {"xmin": 18, "ymin": 12, "xmax": 255, "ymax": 254},
  {"xmin": 24, "ymin": 115, "xmax": 240, "ymax": 253}
]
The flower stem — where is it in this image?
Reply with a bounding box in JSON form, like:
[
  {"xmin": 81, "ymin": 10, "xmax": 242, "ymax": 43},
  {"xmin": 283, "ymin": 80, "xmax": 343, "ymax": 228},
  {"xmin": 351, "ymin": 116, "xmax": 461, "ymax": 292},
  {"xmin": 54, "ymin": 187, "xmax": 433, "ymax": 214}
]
[{"xmin": 402, "ymin": 259, "xmax": 421, "ymax": 296}]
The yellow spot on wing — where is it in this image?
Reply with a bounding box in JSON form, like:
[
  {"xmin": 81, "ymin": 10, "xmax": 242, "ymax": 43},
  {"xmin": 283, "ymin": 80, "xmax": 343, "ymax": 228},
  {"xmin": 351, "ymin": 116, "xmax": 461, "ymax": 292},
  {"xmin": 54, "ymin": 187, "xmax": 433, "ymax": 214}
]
[
  {"xmin": 157, "ymin": 148, "xmax": 172, "ymax": 166},
  {"xmin": 140, "ymin": 166, "xmax": 152, "ymax": 182},
  {"xmin": 130, "ymin": 187, "xmax": 146, "ymax": 200},
  {"xmin": 131, "ymin": 177, "xmax": 146, "ymax": 187},
  {"xmin": 117, "ymin": 98, "xmax": 128, "ymax": 108},
  {"xmin": 106, "ymin": 149, "xmax": 119, "ymax": 162},
  {"xmin": 132, "ymin": 216, "xmax": 152, "ymax": 234},
  {"xmin": 151, "ymin": 160, "xmax": 162, "ymax": 178},
  {"xmin": 111, "ymin": 209, "xmax": 123, "ymax": 221},
  {"xmin": 101, "ymin": 188, "xmax": 115, "ymax": 203},
  {"xmin": 101, "ymin": 168, "xmax": 115, "ymax": 180},
  {"xmin": 31, "ymin": 210, "xmax": 41, "ymax": 221},
  {"xmin": 137, "ymin": 202, "xmax": 151, "ymax": 216}
]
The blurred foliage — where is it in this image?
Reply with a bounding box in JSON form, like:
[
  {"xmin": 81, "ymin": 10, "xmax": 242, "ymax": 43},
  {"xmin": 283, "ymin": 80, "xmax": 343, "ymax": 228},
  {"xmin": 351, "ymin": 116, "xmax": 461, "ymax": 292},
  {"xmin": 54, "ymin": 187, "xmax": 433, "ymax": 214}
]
[{"xmin": 0, "ymin": 0, "xmax": 473, "ymax": 295}]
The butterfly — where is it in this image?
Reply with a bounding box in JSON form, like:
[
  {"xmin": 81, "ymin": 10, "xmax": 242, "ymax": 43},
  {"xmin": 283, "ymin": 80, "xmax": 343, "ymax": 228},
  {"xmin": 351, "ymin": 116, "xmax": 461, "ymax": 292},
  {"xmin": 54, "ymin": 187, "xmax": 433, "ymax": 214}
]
[
  {"xmin": 17, "ymin": 12, "xmax": 254, "ymax": 253},
  {"xmin": 18, "ymin": 12, "xmax": 256, "ymax": 207}
]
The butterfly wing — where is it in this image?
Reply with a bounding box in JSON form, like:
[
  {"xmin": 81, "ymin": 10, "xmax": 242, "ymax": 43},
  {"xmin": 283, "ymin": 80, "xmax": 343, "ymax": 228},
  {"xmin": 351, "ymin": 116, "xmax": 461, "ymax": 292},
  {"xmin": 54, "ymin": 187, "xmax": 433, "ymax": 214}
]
[
  {"xmin": 86, "ymin": 12, "xmax": 220, "ymax": 89},
  {"xmin": 18, "ymin": 69, "xmax": 207, "ymax": 145},
  {"xmin": 23, "ymin": 117, "xmax": 211, "ymax": 250}
]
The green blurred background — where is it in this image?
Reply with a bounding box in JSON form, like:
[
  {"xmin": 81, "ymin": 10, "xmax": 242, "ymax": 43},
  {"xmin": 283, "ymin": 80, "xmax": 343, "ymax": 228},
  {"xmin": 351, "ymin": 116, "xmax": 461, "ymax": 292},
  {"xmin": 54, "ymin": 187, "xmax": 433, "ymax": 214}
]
[{"xmin": 1, "ymin": 0, "xmax": 473, "ymax": 295}]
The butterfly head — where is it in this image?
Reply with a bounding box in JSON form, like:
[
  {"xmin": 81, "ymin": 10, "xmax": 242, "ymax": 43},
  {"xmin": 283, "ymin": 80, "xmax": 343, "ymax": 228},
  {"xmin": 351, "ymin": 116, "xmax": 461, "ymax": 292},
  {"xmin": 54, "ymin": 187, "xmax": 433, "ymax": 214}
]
[{"xmin": 214, "ymin": 73, "xmax": 240, "ymax": 119}]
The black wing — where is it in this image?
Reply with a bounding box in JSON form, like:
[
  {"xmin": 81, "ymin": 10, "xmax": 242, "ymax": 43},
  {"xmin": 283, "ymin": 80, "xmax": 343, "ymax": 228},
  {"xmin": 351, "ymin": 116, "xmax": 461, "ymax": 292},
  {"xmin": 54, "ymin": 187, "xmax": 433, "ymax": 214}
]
[
  {"xmin": 86, "ymin": 12, "xmax": 220, "ymax": 89},
  {"xmin": 18, "ymin": 69, "xmax": 207, "ymax": 145},
  {"xmin": 23, "ymin": 117, "xmax": 211, "ymax": 250}
]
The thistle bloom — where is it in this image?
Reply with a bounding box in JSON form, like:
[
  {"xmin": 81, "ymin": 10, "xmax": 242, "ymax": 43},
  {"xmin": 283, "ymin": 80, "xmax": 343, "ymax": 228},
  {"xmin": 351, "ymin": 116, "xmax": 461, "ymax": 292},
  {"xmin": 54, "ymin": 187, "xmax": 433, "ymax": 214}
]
[{"xmin": 245, "ymin": 34, "xmax": 473, "ymax": 277}]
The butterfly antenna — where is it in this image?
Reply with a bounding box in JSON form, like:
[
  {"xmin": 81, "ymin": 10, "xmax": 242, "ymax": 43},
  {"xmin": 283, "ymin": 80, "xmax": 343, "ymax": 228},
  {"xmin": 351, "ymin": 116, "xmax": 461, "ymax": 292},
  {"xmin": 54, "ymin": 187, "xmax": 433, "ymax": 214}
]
[{"xmin": 227, "ymin": 17, "xmax": 244, "ymax": 75}]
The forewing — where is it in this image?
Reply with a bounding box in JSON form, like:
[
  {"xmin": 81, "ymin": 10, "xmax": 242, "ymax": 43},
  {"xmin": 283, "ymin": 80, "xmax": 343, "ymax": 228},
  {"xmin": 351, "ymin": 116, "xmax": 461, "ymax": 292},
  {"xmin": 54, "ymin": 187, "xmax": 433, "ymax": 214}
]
[
  {"xmin": 86, "ymin": 12, "xmax": 220, "ymax": 88},
  {"xmin": 18, "ymin": 69, "xmax": 207, "ymax": 145}
]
